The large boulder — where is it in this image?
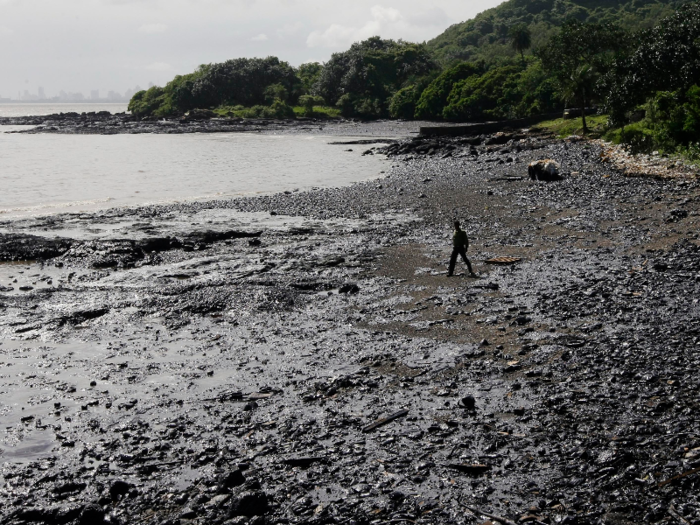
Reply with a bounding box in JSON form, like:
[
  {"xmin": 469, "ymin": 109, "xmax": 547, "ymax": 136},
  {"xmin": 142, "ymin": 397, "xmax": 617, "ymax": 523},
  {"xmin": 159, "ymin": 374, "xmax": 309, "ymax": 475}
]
[{"xmin": 528, "ymin": 159, "xmax": 563, "ymax": 181}]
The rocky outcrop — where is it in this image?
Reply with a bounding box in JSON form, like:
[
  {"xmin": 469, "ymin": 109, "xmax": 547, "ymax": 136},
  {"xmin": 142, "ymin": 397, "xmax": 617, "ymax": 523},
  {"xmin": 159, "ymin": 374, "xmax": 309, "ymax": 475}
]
[{"xmin": 0, "ymin": 233, "xmax": 72, "ymax": 261}]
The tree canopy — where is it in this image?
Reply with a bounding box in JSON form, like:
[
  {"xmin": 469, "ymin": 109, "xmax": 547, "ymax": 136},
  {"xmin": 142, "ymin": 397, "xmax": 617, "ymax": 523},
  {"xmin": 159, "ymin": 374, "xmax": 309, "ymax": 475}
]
[
  {"xmin": 509, "ymin": 23, "xmax": 532, "ymax": 63},
  {"xmin": 312, "ymin": 37, "xmax": 437, "ymax": 118},
  {"xmin": 604, "ymin": 1, "xmax": 700, "ymax": 124},
  {"xmin": 129, "ymin": 57, "xmax": 299, "ymax": 117},
  {"xmin": 427, "ymin": 0, "xmax": 682, "ymax": 65}
]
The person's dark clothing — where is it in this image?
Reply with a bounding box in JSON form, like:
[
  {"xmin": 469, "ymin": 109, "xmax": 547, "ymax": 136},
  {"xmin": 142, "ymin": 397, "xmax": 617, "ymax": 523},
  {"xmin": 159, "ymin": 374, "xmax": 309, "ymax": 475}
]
[
  {"xmin": 453, "ymin": 230, "xmax": 468, "ymax": 248},
  {"xmin": 448, "ymin": 246, "xmax": 473, "ymax": 276},
  {"xmin": 448, "ymin": 227, "xmax": 474, "ymax": 276}
]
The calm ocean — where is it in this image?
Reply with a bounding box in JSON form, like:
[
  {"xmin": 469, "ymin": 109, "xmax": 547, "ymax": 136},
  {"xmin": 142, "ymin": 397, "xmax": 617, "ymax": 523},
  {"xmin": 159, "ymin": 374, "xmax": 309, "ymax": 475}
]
[{"xmin": 0, "ymin": 104, "xmax": 389, "ymax": 218}]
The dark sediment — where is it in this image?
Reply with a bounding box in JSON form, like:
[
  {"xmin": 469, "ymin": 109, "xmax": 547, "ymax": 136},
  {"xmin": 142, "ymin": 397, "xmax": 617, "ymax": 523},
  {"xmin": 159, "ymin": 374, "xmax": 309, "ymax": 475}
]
[{"xmin": 1, "ymin": 124, "xmax": 700, "ymax": 525}]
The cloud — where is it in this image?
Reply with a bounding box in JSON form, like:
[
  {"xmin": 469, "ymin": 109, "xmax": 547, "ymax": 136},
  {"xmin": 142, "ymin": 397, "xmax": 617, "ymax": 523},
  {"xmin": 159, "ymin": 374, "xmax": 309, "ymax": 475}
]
[
  {"xmin": 139, "ymin": 23, "xmax": 167, "ymax": 34},
  {"xmin": 307, "ymin": 5, "xmax": 406, "ymax": 48},
  {"xmin": 144, "ymin": 62, "xmax": 173, "ymax": 71},
  {"xmin": 251, "ymin": 33, "xmax": 268, "ymax": 41},
  {"xmin": 406, "ymin": 7, "xmax": 451, "ymax": 28},
  {"xmin": 370, "ymin": 6, "xmax": 402, "ymax": 23},
  {"xmin": 0, "ymin": 26, "xmax": 14, "ymax": 37},
  {"xmin": 276, "ymin": 22, "xmax": 302, "ymax": 39},
  {"xmin": 307, "ymin": 24, "xmax": 359, "ymax": 48},
  {"xmin": 306, "ymin": 4, "xmax": 457, "ymax": 49}
]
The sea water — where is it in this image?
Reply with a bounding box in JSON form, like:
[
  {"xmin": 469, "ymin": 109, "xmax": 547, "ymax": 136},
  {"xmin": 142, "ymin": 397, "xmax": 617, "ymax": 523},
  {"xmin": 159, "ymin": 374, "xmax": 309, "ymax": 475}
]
[
  {"xmin": 0, "ymin": 102, "xmax": 129, "ymax": 117},
  {"xmin": 0, "ymin": 128, "xmax": 390, "ymax": 218}
]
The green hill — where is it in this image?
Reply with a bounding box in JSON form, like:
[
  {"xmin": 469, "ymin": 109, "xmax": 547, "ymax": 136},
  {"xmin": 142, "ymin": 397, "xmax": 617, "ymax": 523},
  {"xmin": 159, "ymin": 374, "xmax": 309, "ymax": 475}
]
[{"xmin": 427, "ymin": 0, "xmax": 684, "ymax": 64}]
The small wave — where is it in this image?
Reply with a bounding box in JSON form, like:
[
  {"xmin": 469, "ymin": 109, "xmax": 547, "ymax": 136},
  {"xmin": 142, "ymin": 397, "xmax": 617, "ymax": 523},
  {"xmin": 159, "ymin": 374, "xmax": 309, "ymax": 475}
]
[{"xmin": 0, "ymin": 197, "xmax": 116, "ymax": 215}]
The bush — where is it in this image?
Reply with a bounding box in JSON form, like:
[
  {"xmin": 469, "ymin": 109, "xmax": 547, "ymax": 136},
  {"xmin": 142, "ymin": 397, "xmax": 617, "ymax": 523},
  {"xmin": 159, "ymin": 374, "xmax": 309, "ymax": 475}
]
[
  {"xmin": 613, "ymin": 85, "xmax": 700, "ymax": 153},
  {"xmin": 442, "ymin": 65, "xmax": 523, "ymax": 121},
  {"xmin": 618, "ymin": 123, "xmax": 656, "ymax": 154},
  {"xmin": 128, "ymin": 87, "xmax": 167, "ymax": 117},
  {"xmin": 298, "ymin": 95, "xmax": 325, "ymax": 117},
  {"xmin": 389, "ymin": 85, "xmax": 421, "ymax": 119},
  {"xmin": 267, "ymin": 99, "xmax": 295, "ymax": 119}
]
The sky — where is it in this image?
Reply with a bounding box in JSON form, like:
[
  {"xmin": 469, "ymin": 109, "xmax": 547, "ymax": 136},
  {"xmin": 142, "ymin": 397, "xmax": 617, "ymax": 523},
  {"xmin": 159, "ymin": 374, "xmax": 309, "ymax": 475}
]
[{"xmin": 0, "ymin": 0, "xmax": 505, "ymax": 99}]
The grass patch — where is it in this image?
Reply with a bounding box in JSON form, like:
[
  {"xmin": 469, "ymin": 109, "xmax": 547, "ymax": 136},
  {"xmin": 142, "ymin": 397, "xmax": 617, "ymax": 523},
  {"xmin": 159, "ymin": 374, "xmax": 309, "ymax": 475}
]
[
  {"xmin": 212, "ymin": 104, "xmax": 341, "ymax": 119},
  {"xmin": 292, "ymin": 106, "xmax": 342, "ymax": 118},
  {"xmin": 533, "ymin": 114, "xmax": 609, "ymax": 138}
]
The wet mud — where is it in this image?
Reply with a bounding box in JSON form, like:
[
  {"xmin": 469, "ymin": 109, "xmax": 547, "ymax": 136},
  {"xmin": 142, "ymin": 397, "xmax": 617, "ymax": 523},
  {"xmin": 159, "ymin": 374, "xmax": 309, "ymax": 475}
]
[{"xmin": 1, "ymin": 125, "xmax": 700, "ymax": 525}]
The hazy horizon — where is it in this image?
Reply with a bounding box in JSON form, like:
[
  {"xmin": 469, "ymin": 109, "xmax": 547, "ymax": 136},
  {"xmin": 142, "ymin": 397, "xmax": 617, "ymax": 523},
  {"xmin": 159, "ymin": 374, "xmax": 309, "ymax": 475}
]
[{"xmin": 0, "ymin": 0, "xmax": 504, "ymax": 100}]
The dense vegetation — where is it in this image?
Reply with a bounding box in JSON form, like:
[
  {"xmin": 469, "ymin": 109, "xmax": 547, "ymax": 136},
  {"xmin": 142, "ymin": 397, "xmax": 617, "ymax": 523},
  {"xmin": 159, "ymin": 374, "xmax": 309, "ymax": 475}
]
[
  {"xmin": 427, "ymin": 0, "xmax": 682, "ymax": 65},
  {"xmin": 128, "ymin": 57, "xmax": 300, "ymax": 118},
  {"xmin": 128, "ymin": 0, "xmax": 700, "ymax": 156},
  {"xmin": 313, "ymin": 37, "xmax": 437, "ymax": 119}
]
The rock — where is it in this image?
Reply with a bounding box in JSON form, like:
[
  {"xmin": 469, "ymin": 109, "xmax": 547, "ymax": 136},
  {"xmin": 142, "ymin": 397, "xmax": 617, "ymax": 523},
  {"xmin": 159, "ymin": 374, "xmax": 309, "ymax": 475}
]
[
  {"xmin": 79, "ymin": 503, "xmax": 105, "ymax": 525},
  {"xmin": 0, "ymin": 233, "xmax": 72, "ymax": 261},
  {"xmin": 461, "ymin": 395, "xmax": 476, "ymax": 410},
  {"xmin": 228, "ymin": 491, "xmax": 269, "ymax": 517},
  {"xmin": 179, "ymin": 507, "xmax": 197, "ymax": 519},
  {"xmin": 667, "ymin": 209, "xmax": 689, "ymax": 222},
  {"xmin": 339, "ymin": 283, "xmax": 360, "ymax": 294},
  {"xmin": 109, "ymin": 480, "xmax": 132, "ymax": 500},
  {"xmin": 186, "ymin": 108, "xmax": 217, "ymax": 120},
  {"xmin": 219, "ymin": 469, "xmax": 246, "ymax": 488},
  {"xmin": 528, "ymin": 159, "xmax": 562, "ymax": 181}
]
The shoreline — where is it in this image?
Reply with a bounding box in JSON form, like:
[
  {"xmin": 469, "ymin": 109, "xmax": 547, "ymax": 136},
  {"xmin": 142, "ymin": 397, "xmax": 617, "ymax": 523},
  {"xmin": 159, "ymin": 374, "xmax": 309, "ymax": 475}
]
[{"xmin": 2, "ymin": 125, "xmax": 700, "ymax": 525}]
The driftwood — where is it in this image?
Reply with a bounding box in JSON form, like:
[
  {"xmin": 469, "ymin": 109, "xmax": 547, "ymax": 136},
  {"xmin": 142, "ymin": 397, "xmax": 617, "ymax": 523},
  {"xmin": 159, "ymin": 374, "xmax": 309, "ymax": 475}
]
[{"xmin": 362, "ymin": 409, "xmax": 409, "ymax": 433}]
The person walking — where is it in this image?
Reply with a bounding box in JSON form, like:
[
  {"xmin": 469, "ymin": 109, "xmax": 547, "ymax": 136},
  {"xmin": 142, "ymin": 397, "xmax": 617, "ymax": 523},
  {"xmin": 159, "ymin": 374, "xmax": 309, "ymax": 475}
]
[{"xmin": 448, "ymin": 220, "xmax": 477, "ymax": 277}]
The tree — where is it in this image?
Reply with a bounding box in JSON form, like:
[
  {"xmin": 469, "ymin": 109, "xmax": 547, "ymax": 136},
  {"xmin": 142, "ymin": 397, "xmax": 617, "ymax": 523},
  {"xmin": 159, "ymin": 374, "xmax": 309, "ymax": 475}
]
[
  {"xmin": 389, "ymin": 85, "xmax": 420, "ymax": 119},
  {"xmin": 509, "ymin": 24, "xmax": 531, "ymax": 64},
  {"xmin": 298, "ymin": 94, "xmax": 325, "ymax": 117},
  {"xmin": 264, "ymin": 83, "xmax": 288, "ymax": 104},
  {"xmin": 540, "ymin": 20, "xmax": 629, "ymax": 132},
  {"xmin": 313, "ymin": 37, "xmax": 437, "ymax": 119},
  {"xmin": 296, "ymin": 62, "xmax": 323, "ymax": 94},
  {"xmin": 560, "ymin": 64, "xmax": 598, "ymax": 132},
  {"xmin": 128, "ymin": 57, "xmax": 301, "ymax": 117},
  {"xmin": 604, "ymin": 2, "xmax": 700, "ymax": 126},
  {"xmin": 414, "ymin": 62, "xmax": 483, "ymax": 120}
]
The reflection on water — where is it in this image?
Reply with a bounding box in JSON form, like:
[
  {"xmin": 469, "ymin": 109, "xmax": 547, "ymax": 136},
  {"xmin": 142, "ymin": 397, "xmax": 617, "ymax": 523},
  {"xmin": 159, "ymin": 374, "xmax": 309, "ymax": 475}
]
[{"xmin": 0, "ymin": 131, "xmax": 389, "ymax": 218}]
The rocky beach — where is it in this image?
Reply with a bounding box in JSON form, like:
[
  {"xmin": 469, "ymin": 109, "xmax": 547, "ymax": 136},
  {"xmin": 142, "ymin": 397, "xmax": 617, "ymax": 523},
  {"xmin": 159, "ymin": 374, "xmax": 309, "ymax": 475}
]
[{"xmin": 1, "ymin": 118, "xmax": 700, "ymax": 525}]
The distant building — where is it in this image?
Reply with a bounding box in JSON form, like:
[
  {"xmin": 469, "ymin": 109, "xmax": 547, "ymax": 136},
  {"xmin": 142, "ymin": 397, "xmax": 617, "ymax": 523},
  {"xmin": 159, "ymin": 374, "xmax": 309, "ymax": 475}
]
[
  {"xmin": 57, "ymin": 90, "xmax": 86, "ymax": 102},
  {"xmin": 38, "ymin": 87, "xmax": 46, "ymax": 100},
  {"xmin": 124, "ymin": 85, "xmax": 142, "ymax": 100},
  {"xmin": 91, "ymin": 90, "xmax": 99, "ymax": 100},
  {"xmin": 22, "ymin": 90, "xmax": 40, "ymax": 101}
]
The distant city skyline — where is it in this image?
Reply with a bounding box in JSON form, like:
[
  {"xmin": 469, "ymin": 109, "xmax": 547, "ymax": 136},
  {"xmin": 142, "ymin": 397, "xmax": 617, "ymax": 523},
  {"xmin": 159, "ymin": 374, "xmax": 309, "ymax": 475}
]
[
  {"xmin": 0, "ymin": 0, "xmax": 504, "ymax": 99},
  {"xmin": 7, "ymin": 84, "xmax": 153, "ymax": 103}
]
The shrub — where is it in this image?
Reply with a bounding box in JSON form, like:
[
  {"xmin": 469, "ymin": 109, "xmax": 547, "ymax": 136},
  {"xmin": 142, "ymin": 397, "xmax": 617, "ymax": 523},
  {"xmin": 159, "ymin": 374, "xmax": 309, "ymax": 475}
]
[
  {"xmin": 298, "ymin": 95, "xmax": 325, "ymax": 117},
  {"xmin": 389, "ymin": 86, "xmax": 420, "ymax": 119}
]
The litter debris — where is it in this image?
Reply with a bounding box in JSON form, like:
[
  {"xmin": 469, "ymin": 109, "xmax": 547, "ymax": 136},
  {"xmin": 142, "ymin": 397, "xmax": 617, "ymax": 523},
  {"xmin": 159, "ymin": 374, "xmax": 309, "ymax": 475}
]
[{"xmin": 485, "ymin": 256, "xmax": 522, "ymax": 265}]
